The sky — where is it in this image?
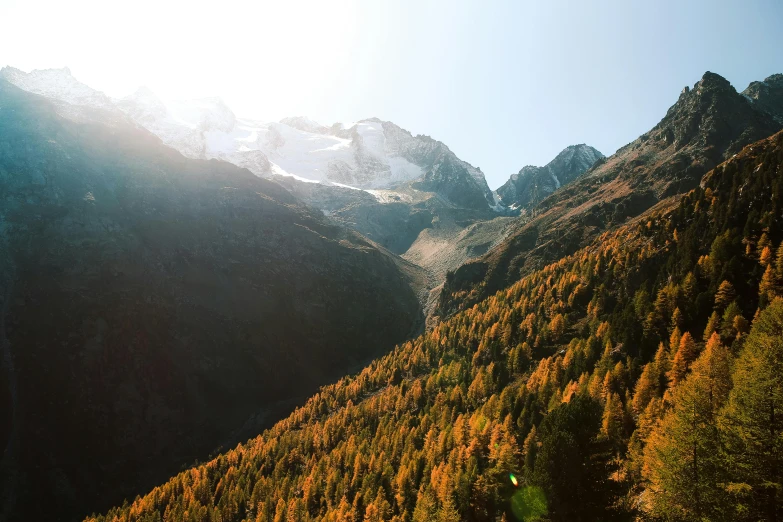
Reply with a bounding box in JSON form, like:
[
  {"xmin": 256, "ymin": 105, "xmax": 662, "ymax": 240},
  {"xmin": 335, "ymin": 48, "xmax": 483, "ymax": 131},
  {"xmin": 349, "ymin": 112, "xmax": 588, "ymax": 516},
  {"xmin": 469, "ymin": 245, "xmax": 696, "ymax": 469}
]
[{"xmin": 1, "ymin": 0, "xmax": 782, "ymax": 189}]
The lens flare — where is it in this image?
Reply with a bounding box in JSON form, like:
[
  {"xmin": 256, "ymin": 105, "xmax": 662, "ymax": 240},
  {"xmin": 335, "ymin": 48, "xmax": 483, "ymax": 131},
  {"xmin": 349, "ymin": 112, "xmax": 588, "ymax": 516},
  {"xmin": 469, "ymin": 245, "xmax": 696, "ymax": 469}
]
[
  {"xmin": 509, "ymin": 473, "xmax": 519, "ymax": 487},
  {"xmin": 511, "ymin": 486, "xmax": 548, "ymax": 521}
]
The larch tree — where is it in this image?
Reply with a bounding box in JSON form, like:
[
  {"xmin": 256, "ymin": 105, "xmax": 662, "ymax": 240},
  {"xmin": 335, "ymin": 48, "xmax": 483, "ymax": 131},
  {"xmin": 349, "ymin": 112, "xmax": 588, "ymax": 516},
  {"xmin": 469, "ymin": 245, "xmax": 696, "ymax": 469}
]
[
  {"xmin": 759, "ymin": 264, "xmax": 778, "ymax": 309},
  {"xmin": 631, "ymin": 363, "xmax": 658, "ymax": 415},
  {"xmin": 715, "ymin": 281, "xmax": 737, "ymax": 312},
  {"xmin": 532, "ymin": 396, "xmax": 618, "ymax": 521},
  {"xmin": 776, "ymin": 242, "xmax": 783, "ymax": 282},
  {"xmin": 641, "ymin": 332, "xmax": 732, "ymax": 520},
  {"xmin": 703, "ymin": 311, "xmax": 720, "ymax": 342},
  {"xmin": 719, "ymin": 299, "xmax": 783, "ymax": 522},
  {"xmin": 761, "ymin": 246, "xmax": 775, "ymax": 267},
  {"xmin": 412, "ymin": 489, "xmax": 437, "ymax": 522},
  {"xmin": 668, "ymin": 332, "xmax": 698, "ymax": 388},
  {"xmin": 601, "ymin": 392, "xmax": 626, "ymax": 453}
]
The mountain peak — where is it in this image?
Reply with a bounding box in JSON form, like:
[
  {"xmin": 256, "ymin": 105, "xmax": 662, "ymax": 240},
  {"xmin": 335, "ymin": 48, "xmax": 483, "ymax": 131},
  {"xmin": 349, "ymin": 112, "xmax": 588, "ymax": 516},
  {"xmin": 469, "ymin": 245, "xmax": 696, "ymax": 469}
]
[
  {"xmin": 742, "ymin": 73, "xmax": 783, "ymax": 124},
  {"xmin": 0, "ymin": 65, "xmax": 114, "ymax": 109},
  {"xmin": 651, "ymin": 70, "xmax": 779, "ymax": 160},
  {"xmin": 495, "ymin": 143, "xmax": 604, "ymax": 210},
  {"xmin": 697, "ymin": 70, "xmax": 731, "ymax": 89}
]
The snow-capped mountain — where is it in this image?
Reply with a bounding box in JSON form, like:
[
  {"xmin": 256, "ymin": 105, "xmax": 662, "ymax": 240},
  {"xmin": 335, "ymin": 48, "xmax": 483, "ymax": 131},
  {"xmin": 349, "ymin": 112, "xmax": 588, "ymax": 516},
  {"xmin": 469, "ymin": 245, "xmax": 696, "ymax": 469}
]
[
  {"xmin": 1, "ymin": 66, "xmax": 497, "ymax": 210},
  {"xmin": 117, "ymin": 88, "xmax": 496, "ymax": 207},
  {"xmin": 0, "ymin": 66, "xmax": 116, "ymax": 110},
  {"xmin": 494, "ymin": 144, "xmax": 604, "ymax": 210}
]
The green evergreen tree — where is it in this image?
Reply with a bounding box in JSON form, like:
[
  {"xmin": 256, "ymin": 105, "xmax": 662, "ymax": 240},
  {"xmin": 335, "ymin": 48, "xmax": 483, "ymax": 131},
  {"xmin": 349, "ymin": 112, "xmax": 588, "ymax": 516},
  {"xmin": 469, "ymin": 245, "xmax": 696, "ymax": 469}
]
[
  {"xmin": 532, "ymin": 396, "xmax": 618, "ymax": 521},
  {"xmin": 720, "ymin": 299, "xmax": 783, "ymax": 521},
  {"xmin": 703, "ymin": 311, "xmax": 720, "ymax": 342},
  {"xmin": 642, "ymin": 333, "xmax": 732, "ymax": 520},
  {"xmin": 715, "ymin": 280, "xmax": 737, "ymax": 312},
  {"xmin": 412, "ymin": 490, "xmax": 437, "ymax": 522}
]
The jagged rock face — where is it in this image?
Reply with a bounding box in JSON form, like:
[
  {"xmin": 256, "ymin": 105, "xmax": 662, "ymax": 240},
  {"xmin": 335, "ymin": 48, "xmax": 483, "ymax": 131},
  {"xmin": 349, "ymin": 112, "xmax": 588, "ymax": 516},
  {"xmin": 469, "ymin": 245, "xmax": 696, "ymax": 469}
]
[
  {"xmin": 495, "ymin": 144, "xmax": 604, "ymax": 210},
  {"xmin": 0, "ymin": 79, "xmax": 424, "ymax": 522},
  {"xmin": 0, "ymin": 67, "xmax": 497, "ymax": 211},
  {"xmin": 647, "ymin": 72, "xmax": 777, "ymax": 173},
  {"xmin": 437, "ymin": 71, "xmax": 783, "ymax": 319},
  {"xmin": 743, "ymin": 73, "xmax": 783, "ymax": 124},
  {"xmin": 275, "ymin": 176, "xmax": 514, "ymax": 294}
]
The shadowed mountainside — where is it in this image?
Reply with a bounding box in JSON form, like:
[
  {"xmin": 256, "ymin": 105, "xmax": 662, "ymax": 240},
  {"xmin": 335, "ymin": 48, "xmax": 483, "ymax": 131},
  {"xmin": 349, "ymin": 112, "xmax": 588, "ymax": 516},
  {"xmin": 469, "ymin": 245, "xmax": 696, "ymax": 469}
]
[
  {"xmin": 0, "ymin": 79, "xmax": 424, "ymax": 522},
  {"xmin": 84, "ymin": 126, "xmax": 783, "ymax": 522}
]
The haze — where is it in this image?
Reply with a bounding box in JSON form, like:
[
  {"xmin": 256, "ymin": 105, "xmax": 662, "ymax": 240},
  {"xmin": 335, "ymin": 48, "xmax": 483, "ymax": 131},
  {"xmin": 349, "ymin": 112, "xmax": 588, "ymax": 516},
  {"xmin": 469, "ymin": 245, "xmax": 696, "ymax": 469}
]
[{"xmin": 1, "ymin": 0, "xmax": 781, "ymax": 188}]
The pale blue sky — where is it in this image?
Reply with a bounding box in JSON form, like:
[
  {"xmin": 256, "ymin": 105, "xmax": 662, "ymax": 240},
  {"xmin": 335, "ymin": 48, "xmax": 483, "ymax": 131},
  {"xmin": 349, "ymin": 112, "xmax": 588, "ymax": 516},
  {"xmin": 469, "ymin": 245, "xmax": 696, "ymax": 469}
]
[{"xmin": 1, "ymin": 0, "xmax": 782, "ymax": 188}]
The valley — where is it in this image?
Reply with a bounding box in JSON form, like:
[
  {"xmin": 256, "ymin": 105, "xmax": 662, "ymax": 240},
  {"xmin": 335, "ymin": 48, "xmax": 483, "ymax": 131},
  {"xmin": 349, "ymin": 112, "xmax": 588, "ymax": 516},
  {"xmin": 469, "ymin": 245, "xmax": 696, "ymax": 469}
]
[
  {"xmin": 0, "ymin": 67, "xmax": 601, "ymax": 325},
  {"xmin": 0, "ymin": 64, "xmax": 782, "ymax": 522}
]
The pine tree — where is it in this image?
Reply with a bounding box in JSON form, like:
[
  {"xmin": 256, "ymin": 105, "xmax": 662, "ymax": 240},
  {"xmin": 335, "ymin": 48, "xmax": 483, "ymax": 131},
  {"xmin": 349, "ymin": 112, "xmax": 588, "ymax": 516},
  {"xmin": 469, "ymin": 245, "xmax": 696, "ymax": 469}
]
[
  {"xmin": 287, "ymin": 497, "xmax": 304, "ymax": 522},
  {"xmin": 719, "ymin": 299, "xmax": 783, "ymax": 521},
  {"xmin": 437, "ymin": 496, "xmax": 461, "ymax": 522},
  {"xmin": 669, "ymin": 326, "xmax": 682, "ymax": 357},
  {"xmin": 627, "ymin": 397, "xmax": 664, "ymax": 481},
  {"xmin": 671, "ymin": 307, "xmax": 684, "ymax": 331},
  {"xmin": 642, "ymin": 333, "xmax": 732, "ymax": 520},
  {"xmin": 759, "ymin": 232, "xmax": 772, "ymax": 251},
  {"xmin": 776, "ymin": 242, "xmax": 783, "ymax": 282},
  {"xmin": 273, "ymin": 499, "xmax": 287, "ymax": 522},
  {"xmin": 632, "ymin": 363, "xmax": 658, "ymax": 414},
  {"xmin": 759, "ymin": 264, "xmax": 778, "ymax": 309},
  {"xmin": 703, "ymin": 311, "xmax": 720, "ymax": 342},
  {"xmin": 761, "ymin": 246, "xmax": 775, "ymax": 267},
  {"xmin": 715, "ymin": 280, "xmax": 737, "ymax": 312},
  {"xmin": 549, "ymin": 313, "xmax": 566, "ymax": 342},
  {"xmin": 522, "ymin": 426, "xmax": 538, "ymax": 482},
  {"xmin": 668, "ymin": 332, "xmax": 698, "ymax": 387},
  {"xmin": 721, "ymin": 301, "xmax": 744, "ymax": 341},
  {"xmin": 653, "ymin": 342, "xmax": 670, "ymax": 394},
  {"xmin": 532, "ymin": 396, "xmax": 618, "ymax": 521},
  {"xmin": 602, "ymin": 392, "xmax": 626, "ymax": 452},
  {"xmin": 412, "ymin": 490, "xmax": 437, "ymax": 522}
]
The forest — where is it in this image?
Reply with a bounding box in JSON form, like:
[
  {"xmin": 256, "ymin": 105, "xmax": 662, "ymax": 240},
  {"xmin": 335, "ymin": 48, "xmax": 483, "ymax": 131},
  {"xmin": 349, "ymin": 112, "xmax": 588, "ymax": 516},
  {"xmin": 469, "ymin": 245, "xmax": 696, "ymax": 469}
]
[{"xmin": 85, "ymin": 131, "xmax": 783, "ymax": 521}]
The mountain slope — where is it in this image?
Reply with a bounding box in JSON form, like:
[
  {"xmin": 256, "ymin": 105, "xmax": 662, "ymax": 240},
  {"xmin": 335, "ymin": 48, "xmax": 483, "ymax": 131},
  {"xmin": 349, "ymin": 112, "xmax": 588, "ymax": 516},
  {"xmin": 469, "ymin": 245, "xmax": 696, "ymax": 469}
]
[
  {"xmin": 84, "ymin": 127, "xmax": 783, "ymax": 522},
  {"xmin": 0, "ymin": 67, "xmax": 498, "ymax": 211},
  {"xmin": 437, "ymin": 71, "xmax": 783, "ymax": 319},
  {"xmin": 1, "ymin": 66, "xmax": 515, "ymax": 305},
  {"xmin": 743, "ymin": 73, "xmax": 783, "ymax": 124},
  {"xmin": 495, "ymin": 144, "xmax": 604, "ymax": 210},
  {"xmin": 0, "ymin": 79, "xmax": 424, "ymax": 522},
  {"xmin": 0, "ymin": 66, "xmax": 116, "ymax": 110}
]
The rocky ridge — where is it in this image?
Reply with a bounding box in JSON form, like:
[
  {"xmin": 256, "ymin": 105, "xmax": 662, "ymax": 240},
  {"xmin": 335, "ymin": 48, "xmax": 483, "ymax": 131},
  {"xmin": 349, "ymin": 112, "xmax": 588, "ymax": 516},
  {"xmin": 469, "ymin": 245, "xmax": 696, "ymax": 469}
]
[
  {"xmin": 494, "ymin": 143, "xmax": 604, "ymax": 210},
  {"xmin": 437, "ymin": 71, "xmax": 783, "ymax": 319}
]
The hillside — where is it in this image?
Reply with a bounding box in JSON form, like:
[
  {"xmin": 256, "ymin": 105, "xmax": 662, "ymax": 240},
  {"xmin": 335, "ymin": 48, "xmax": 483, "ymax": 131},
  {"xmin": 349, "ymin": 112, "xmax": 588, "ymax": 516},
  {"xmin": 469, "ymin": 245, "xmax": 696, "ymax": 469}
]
[
  {"xmin": 277, "ymin": 143, "xmax": 606, "ymax": 298},
  {"xmin": 84, "ymin": 126, "xmax": 783, "ymax": 521},
  {"xmin": 1, "ymin": 66, "xmax": 524, "ymax": 316},
  {"xmin": 437, "ymin": 71, "xmax": 783, "ymax": 320},
  {"xmin": 0, "ymin": 79, "xmax": 425, "ymax": 521}
]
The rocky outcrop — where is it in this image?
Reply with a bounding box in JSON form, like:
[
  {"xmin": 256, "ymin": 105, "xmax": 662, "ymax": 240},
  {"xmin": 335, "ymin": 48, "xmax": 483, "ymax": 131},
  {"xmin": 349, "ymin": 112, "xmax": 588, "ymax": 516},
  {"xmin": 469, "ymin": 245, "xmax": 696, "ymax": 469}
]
[
  {"xmin": 495, "ymin": 144, "xmax": 604, "ymax": 210},
  {"xmin": 742, "ymin": 73, "xmax": 783, "ymax": 124}
]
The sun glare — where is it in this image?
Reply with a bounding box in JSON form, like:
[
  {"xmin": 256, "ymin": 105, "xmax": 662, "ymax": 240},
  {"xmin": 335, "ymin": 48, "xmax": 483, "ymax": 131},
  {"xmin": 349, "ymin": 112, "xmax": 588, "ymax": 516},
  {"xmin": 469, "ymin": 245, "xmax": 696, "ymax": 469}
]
[{"xmin": 1, "ymin": 0, "xmax": 362, "ymax": 120}]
